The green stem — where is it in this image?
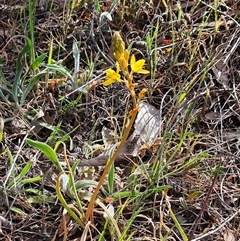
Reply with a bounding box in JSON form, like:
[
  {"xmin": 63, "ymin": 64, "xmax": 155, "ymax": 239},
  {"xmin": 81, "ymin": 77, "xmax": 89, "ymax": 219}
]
[
  {"xmin": 56, "ymin": 173, "xmax": 85, "ymax": 228},
  {"xmin": 63, "ymin": 143, "xmax": 84, "ymax": 216}
]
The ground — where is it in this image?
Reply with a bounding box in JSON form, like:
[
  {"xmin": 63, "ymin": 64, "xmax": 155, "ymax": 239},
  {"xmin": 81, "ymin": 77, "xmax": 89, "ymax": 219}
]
[{"xmin": 0, "ymin": 0, "xmax": 240, "ymax": 240}]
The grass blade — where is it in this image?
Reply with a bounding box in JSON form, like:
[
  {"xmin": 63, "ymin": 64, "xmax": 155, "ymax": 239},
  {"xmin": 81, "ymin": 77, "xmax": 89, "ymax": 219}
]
[{"xmin": 26, "ymin": 139, "xmax": 64, "ymax": 172}]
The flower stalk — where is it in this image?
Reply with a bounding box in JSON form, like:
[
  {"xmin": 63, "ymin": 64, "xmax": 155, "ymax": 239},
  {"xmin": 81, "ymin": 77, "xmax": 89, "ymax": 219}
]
[{"xmin": 85, "ymin": 32, "xmax": 149, "ymax": 223}]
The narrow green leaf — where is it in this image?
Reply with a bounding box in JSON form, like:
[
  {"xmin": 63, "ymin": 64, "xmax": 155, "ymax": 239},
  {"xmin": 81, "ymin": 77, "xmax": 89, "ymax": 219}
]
[
  {"xmin": 108, "ymin": 163, "xmax": 114, "ymax": 195},
  {"xmin": 20, "ymin": 175, "xmax": 42, "ymax": 185},
  {"xmin": 112, "ymin": 191, "xmax": 140, "ymax": 199},
  {"xmin": 45, "ymin": 64, "xmax": 75, "ymax": 87},
  {"xmin": 28, "ymin": 0, "xmax": 36, "ymax": 62},
  {"xmin": 0, "ymin": 88, "xmax": 14, "ymax": 106},
  {"xmin": 26, "ymin": 139, "xmax": 63, "ymax": 172},
  {"xmin": 0, "ymin": 117, "xmax": 4, "ymax": 142},
  {"xmin": 25, "ymin": 188, "xmax": 42, "ymax": 195},
  {"xmin": 30, "ymin": 53, "xmax": 47, "ymax": 71},
  {"xmin": 74, "ymin": 179, "xmax": 98, "ymax": 190},
  {"xmin": 48, "ymin": 38, "xmax": 54, "ymax": 64},
  {"xmin": 10, "ymin": 207, "xmax": 27, "ymax": 216},
  {"xmin": 178, "ymin": 89, "xmax": 188, "ymax": 104},
  {"xmin": 20, "ymin": 68, "xmax": 48, "ymax": 104},
  {"xmin": 27, "ymin": 196, "xmax": 55, "ymax": 204},
  {"xmin": 13, "ymin": 41, "xmax": 31, "ymax": 106},
  {"xmin": 0, "ymin": 72, "xmax": 12, "ymax": 88},
  {"xmin": 100, "ymin": 11, "xmax": 112, "ymax": 22},
  {"xmin": 19, "ymin": 161, "xmax": 32, "ymax": 177},
  {"xmin": 7, "ymin": 161, "xmax": 32, "ymax": 188},
  {"xmin": 168, "ymin": 204, "xmax": 188, "ymax": 241},
  {"xmin": 73, "ymin": 38, "xmax": 80, "ymax": 83},
  {"xmin": 6, "ymin": 148, "xmax": 14, "ymax": 167},
  {"xmin": 71, "ymin": 159, "xmax": 80, "ymax": 173}
]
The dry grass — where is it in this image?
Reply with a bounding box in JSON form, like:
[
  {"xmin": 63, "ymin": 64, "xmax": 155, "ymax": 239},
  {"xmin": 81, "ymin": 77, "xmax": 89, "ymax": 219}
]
[{"xmin": 0, "ymin": 0, "xmax": 240, "ymax": 240}]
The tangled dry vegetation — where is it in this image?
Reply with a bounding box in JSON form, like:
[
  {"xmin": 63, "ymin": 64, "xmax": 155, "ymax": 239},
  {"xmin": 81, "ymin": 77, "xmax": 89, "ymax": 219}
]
[{"xmin": 0, "ymin": 0, "xmax": 240, "ymax": 240}]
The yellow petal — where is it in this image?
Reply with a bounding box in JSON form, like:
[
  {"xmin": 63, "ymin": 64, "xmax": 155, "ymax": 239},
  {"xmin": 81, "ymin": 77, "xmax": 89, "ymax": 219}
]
[
  {"xmin": 106, "ymin": 68, "xmax": 116, "ymax": 77},
  {"xmin": 106, "ymin": 68, "xmax": 121, "ymax": 81},
  {"xmin": 103, "ymin": 63, "xmax": 122, "ymax": 86},
  {"xmin": 133, "ymin": 59, "xmax": 146, "ymax": 72},
  {"xmin": 136, "ymin": 69, "xmax": 150, "ymax": 74},
  {"xmin": 135, "ymin": 59, "xmax": 145, "ymax": 69},
  {"xmin": 103, "ymin": 78, "xmax": 116, "ymax": 86},
  {"xmin": 130, "ymin": 55, "xmax": 149, "ymax": 74},
  {"xmin": 130, "ymin": 54, "xmax": 136, "ymax": 67}
]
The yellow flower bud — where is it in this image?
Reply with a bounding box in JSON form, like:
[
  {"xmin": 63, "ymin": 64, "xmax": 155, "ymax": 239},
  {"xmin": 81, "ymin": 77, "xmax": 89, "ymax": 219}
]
[
  {"xmin": 124, "ymin": 49, "xmax": 130, "ymax": 62},
  {"xmin": 118, "ymin": 57, "xmax": 128, "ymax": 71},
  {"xmin": 138, "ymin": 88, "xmax": 148, "ymax": 99},
  {"xmin": 112, "ymin": 32, "xmax": 125, "ymax": 61}
]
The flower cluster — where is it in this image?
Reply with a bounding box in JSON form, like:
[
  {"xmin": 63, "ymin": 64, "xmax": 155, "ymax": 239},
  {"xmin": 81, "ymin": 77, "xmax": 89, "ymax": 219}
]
[{"xmin": 103, "ymin": 32, "xmax": 149, "ymax": 89}]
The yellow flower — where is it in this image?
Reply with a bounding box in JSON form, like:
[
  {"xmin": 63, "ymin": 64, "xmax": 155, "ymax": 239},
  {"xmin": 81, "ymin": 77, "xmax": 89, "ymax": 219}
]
[
  {"xmin": 130, "ymin": 54, "xmax": 149, "ymax": 74},
  {"xmin": 103, "ymin": 62, "xmax": 121, "ymax": 86}
]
